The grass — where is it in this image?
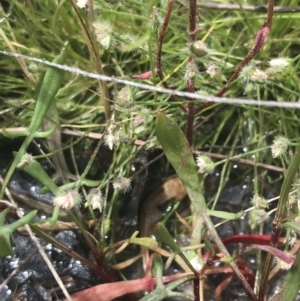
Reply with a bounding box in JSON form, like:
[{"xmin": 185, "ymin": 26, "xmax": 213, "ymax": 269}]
[{"xmin": 1, "ymin": 0, "xmax": 300, "ymax": 300}]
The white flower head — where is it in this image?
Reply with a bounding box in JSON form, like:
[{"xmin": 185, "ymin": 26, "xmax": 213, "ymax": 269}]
[
  {"xmin": 104, "ymin": 131, "xmax": 121, "ymax": 150},
  {"xmin": 206, "ymin": 64, "xmax": 219, "ymax": 78},
  {"xmin": 184, "ymin": 61, "xmax": 199, "ymax": 80},
  {"xmin": 76, "ymin": 0, "xmax": 88, "ymax": 8},
  {"xmin": 253, "ymin": 209, "xmax": 270, "ymax": 224},
  {"xmin": 53, "ymin": 191, "xmax": 81, "ymax": 210},
  {"xmin": 115, "ymin": 86, "xmax": 135, "ymax": 112},
  {"xmin": 93, "ymin": 21, "xmax": 113, "ymax": 49},
  {"xmin": 271, "ymin": 135, "xmax": 290, "ymax": 158},
  {"xmin": 269, "ymin": 58, "xmax": 289, "ymax": 72},
  {"xmin": 251, "ymin": 194, "xmax": 268, "ymax": 209},
  {"xmin": 249, "ymin": 68, "xmax": 268, "ymax": 83},
  {"xmin": 284, "ymin": 230, "xmax": 296, "ymax": 248},
  {"xmin": 85, "ymin": 188, "xmax": 103, "ymax": 211},
  {"xmin": 112, "ymin": 177, "xmax": 131, "ymax": 193},
  {"xmin": 196, "ymin": 155, "xmax": 215, "ymax": 174}
]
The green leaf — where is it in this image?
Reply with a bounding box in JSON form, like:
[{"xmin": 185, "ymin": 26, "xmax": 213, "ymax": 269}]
[
  {"xmin": 130, "ymin": 237, "xmax": 159, "ymax": 250},
  {"xmin": 0, "ymin": 209, "xmax": 37, "ymax": 257},
  {"xmin": 21, "ymin": 157, "xmax": 59, "ymax": 193},
  {"xmin": 155, "ymin": 112, "xmax": 205, "ymax": 209},
  {"xmin": 154, "ymin": 223, "xmax": 198, "ymax": 273},
  {"xmin": 204, "ymin": 239, "xmax": 215, "ymax": 256},
  {"xmin": 139, "ymin": 274, "xmax": 195, "ymax": 301},
  {"xmin": 154, "ymin": 223, "xmax": 181, "ymax": 253},
  {"xmin": 279, "ymin": 221, "xmax": 300, "ymax": 234},
  {"xmin": 156, "ymin": 111, "xmax": 206, "ymax": 245},
  {"xmin": 155, "ymin": 112, "xmax": 255, "ymax": 298},
  {"xmin": 208, "ymin": 209, "xmax": 244, "ymax": 220}
]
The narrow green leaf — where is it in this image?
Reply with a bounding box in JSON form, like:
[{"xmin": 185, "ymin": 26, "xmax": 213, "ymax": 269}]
[
  {"xmin": 204, "ymin": 239, "xmax": 215, "ymax": 256},
  {"xmin": 154, "ymin": 223, "xmax": 181, "ymax": 253},
  {"xmin": 156, "ymin": 111, "xmax": 206, "ymax": 245},
  {"xmin": 22, "ymin": 157, "xmax": 59, "ymax": 193},
  {"xmin": 154, "ymin": 223, "xmax": 198, "ymax": 273},
  {"xmin": 139, "ymin": 274, "xmax": 195, "ymax": 301},
  {"xmin": 208, "ymin": 209, "xmax": 244, "ymax": 220},
  {"xmin": 155, "ymin": 112, "xmax": 255, "ymax": 298},
  {"xmin": 155, "ymin": 111, "xmax": 205, "ymax": 211},
  {"xmin": 130, "ymin": 237, "xmax": 159, "ymax": 250},
  {"xmin": 0, "ymin": 228, "xmax": 14, "ymax": 256},
  {"xmin": 279, "ymin": 221, "xmax": 300, "ymax": 234},
  {"xmin": 7, "ymin": 210, "xmax": 37, "ymax": 232},
  {"xmin": 0, "ymin": 209, "xmax": 37, "ymax": 257}
]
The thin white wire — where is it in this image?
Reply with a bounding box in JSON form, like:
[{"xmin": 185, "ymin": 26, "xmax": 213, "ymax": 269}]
[{"xmin": 1, "ymin": 50, "xmax": 299, "ymax": 109}]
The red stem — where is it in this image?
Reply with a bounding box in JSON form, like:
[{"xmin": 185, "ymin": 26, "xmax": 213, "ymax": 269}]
[
  {"xmin": 194, "ymin": 0, "xmax": 274, "ymax": 116},
  {"xmin": 185, "ymin": 0, "xmax": 197, "ymax": 145}
]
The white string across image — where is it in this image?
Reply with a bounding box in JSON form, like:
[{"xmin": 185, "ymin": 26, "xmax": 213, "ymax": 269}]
[{"xmin": 1, "ymin": 50, "xmax": 299, "ymax": 110}]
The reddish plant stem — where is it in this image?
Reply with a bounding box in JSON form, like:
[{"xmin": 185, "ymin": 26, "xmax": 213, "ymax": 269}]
[
  {"xmin": 155, "ymin": 0, "xmax": 186, "ymax": 112},
  {"xmin": 185, "ymin": 0, "xmax": 197, "ymax": 145},
  {"xmin": 186, "ymin": 107, "xmax": 195, "ymax": 145},
  {"xmin": 215, "ymin": 22, "xmax": 270, "ymax": 97},
  {"xmin": 194, "ymin": 0, "xmax": 274, "ymax": 114},
  {"xmin": 223, "ymin": 234, "xmax": 285, "ymax": 246},
  {"xmin": 202, "ymin": 234, "xmax": 285, "ymax": 262},
  {"xmin": 266, "ymin": 0, "xmax": 274, "ymax": 27},
  {"xmin": 215, "ymin": 274, "xmax": 233, "ymax": 301},
  {"xmin": 257, "ymin": 227, "xmax": 281, "ymax": 301}
]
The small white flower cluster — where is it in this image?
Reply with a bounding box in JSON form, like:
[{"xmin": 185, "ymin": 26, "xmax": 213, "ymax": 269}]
[
  {"xmin": 115, "ymin": 86, "xmax": 135, "ymax": 112},
  {"xmin": 184, "ymin": 61, "xmax": 199, "ymax": 80},
  {"xmin": 53, "ymin": 190, "xmax": 81, "ymax": 210},
  {"xmin": 240, "ymin": 58, "xmax": 290, "ymax": 94},
  {"xmin": 270, "ymin": 135, "xmax": 290, "ymax": 158},
  {"xmin": 253, "ymin": 208, "xmax": 270, "ymax": 224},
  {"xmin": 112, "ymin": 176, "xmax": 131, "ymax": 193},
  {"xmin": 93, "ymin": 21, "xmax": 113, "ymax": 49},
  {"xmin": 196, "ymin": 155, "xmax": 214, "ymax": 174},
  {"xmin": 206, "ymin": 64, "xmax": 219, "ymax": 78},
  {"xmin": 249, "ymin": 68, "xmax": 268, "ymax": 82},
  {"xmin": 250, "ymin": 194, "xmax": 270, "ymax": 225},
  {"xmin": 76, "ymin": 0, "xmax": 88, "ymax": 9},
  {"xmin": 268, "ymin": 58, "xmax": 290, "ymax": 73},
  {"xmin": 104, "ymin": 113, "xmax": 124, "ymax": 150},
  {"xmin": 239, "ymin": 64, "xmax": 268, "ymax": 85},
  {"xmin": 105, "ymin": 130, "xmax": 123, "ymax": 150},
  {"xmin": 251, "ymin": 194, "xmax": 269, "ymax": 209},
  {"xmin": 85, "ymin": 188, "xmax": 103, "ymax": 211}
]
